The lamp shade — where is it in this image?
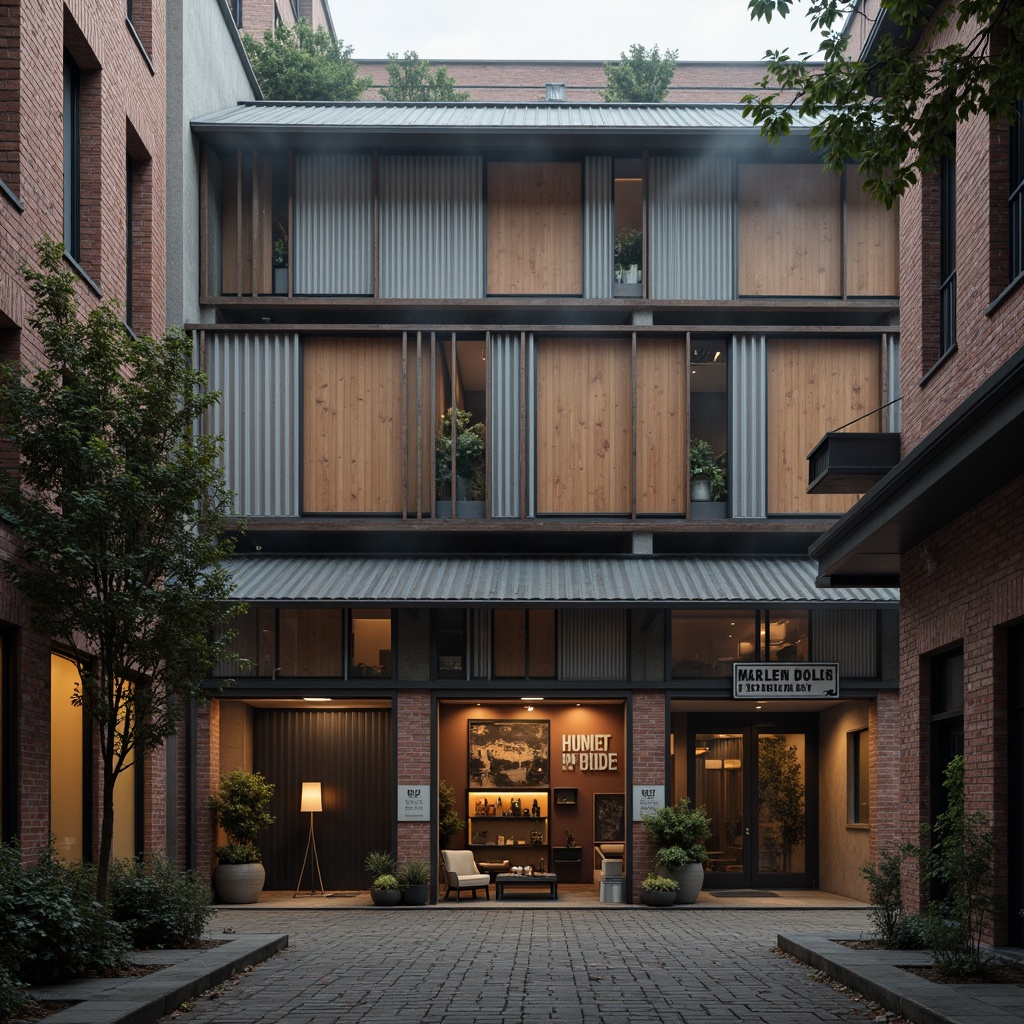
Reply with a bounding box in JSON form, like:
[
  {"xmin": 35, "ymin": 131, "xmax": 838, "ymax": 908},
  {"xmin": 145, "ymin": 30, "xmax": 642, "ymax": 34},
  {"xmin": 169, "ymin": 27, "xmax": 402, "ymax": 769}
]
[{"xmin": 300, "ymin": 781, "xmax": 323, "ymax": 813}]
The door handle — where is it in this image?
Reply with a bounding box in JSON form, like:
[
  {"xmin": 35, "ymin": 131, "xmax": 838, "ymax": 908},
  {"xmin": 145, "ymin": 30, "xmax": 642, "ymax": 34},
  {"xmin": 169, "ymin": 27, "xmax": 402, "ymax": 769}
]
[{"xmin": 744, "ymin": 828, "xmax": 751, "ymax": 836}]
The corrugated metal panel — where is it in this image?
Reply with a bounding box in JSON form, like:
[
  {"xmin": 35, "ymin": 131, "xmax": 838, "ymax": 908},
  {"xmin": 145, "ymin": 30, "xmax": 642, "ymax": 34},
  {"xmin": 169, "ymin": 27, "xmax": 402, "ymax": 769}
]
[
  {"xmin": 884, "ymin": 333, "xmax": 901, "ymax": 433},
  {"xmin": 294, "ymin": 154, "xmax": 372, "ymax": 295},
  {"xmin": 812, "ymin": 607, "xmax": 878, "ymax": 678},
  {"xmin": 379, "ymin": 156, "xmax": 484, "ymax": 298},
  {"xmin": 527, "ymin": 334, "xmax": 536, "ymax": 515},
  {"xmin": 584, "ymin": 156, "xmax": 613, "ymax": 298},
  {"xmin": 253, "ymin": 709, "xmax": 392, "ymax": 890},
  {"xmin": 489, "ymin": 333, "xmax": 520, "ymax": 517},
  {"xmin": 649, "ymin": 157, "xmax": 735, "ymax": 299},
  {"xmin": 201, "ymin": 331, "xmax": 300, "ymax": 517},
  {"xmin": 194, "ymin": 102, "xmax": 827, "ymax": 134},
  {"xmin": 730, "ymin": 334, "xmax": 766, "ymax": 518},
  {"xmin": 559, "ymin": 609, "xmax": 628, "ymax": 679},
  {"xmin": 225, "ymin": 555, "xmax": 898, "ymax": 606},
  {"xmin": 472, "ymin": 608, "xmax": 491, "ymax": 679}
]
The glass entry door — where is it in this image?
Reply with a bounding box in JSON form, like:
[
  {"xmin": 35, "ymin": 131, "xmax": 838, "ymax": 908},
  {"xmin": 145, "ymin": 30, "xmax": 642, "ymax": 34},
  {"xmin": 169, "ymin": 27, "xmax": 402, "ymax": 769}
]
[{"xmin": 690, "ymin": 718, "xmax": 816, "ymax": 889}]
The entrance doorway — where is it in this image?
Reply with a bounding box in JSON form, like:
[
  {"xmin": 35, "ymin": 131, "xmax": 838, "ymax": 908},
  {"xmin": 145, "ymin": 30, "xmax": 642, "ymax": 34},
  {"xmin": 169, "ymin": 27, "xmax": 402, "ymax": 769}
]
[{"xmin": 688, "ymin": 717, "xmax": 817, "ymax": 888}]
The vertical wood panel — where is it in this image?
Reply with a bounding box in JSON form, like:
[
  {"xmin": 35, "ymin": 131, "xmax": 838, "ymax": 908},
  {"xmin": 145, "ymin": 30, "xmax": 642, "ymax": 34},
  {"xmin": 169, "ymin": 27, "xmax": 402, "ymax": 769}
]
[
  {"xmin": 278, "ymin": 609, "xmax": 343, "ymax": 677},
  {"xmin": 846, "ymin": 170, "xmax": 900, "ymax": 296},
  {"xmin": 220, "ymin": 152, "xmax": 245, "ymax": 295},
  {"xmin": 536, "ymin": 338, "xmax": 631, "ymax": 514},
  {"xmin": 738, "ymin": 164, "xmax": 841, "ymax": 296},
  {"xmin": 487, "ymin": 163, "xmax": 583, "ymax": 295},
  {"xmin": 766, "ymin": 338, "xmax": 881, "ymax": 514},
  {"xmin": 303, "ymin": 337, "xmax": 404, "ymax": 513},
  {"xmin": 529, "ymin": 609, "xmax": 556, "ymax": 678},
  {"xmin": 253, "ymin": 152, "xmax": 273, "ymax": 296},
  {"xmin": 493, "ymin": 609, "xmax": 527, "ymax": 677},
  {"xmin": 636, "ymin": 337, "xmax": 687, "ymax": 514}
]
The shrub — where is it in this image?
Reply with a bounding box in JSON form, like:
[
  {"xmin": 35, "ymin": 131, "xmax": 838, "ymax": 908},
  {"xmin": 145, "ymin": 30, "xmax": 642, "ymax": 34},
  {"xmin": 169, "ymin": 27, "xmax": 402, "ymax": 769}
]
[
  {"xmin": 0, "ymin": 845, "xmax": 28, "ymax": 1021},
  {"xmin": 396, "ymin": 859, "xmax": 431, "ymax": 887},
  {"xmin": 860, "ymin": 846, "xmax": 912, "ymax": 946},
  {"xmin": 641, "ymin": 872, "xmax": 678, "ymax": 892},
  {"xmin": 1, "ymin": 842, "xmax": 129, "ymax": 986},
  {"xmin": 641, "ymin": 799, "xmax": 711, "ymax": 865},
  {"xmin": 372, "ymin": 874, "xmax": 399, "ymax": 891},
  {"xmin": 364, "ymin": 850, "xmax": 395, "ymax": 878},
  {"xmin": 656, "ymin": 844, "xmax": 705, "ymax": 870},
  {"xmin": 208, "ymin": 770, "xmax": 276, "ymax": 863},
  {"xmin": 108, "ymin": 856, "xmax": 213, "ymax": 949}
]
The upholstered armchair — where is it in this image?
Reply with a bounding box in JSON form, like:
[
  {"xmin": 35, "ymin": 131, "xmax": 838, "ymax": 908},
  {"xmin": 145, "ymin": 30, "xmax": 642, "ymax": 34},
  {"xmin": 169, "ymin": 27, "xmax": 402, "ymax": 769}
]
[{"xmin": 441, "ymin": 849, "xmax": 491, "ymax": 901}]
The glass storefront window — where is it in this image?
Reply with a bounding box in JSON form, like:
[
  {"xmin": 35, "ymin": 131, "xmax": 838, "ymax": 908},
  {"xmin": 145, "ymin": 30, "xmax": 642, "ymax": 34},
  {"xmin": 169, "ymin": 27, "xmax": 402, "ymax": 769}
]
[
  {"xmin": 765, "ymin": 612, "xmax": 809, "ymax": 661},
  {"xmin": 436, "ymin": 609, "xmax": 467, "ymax": 680},
  {"xmin": 758, "ymin": 731, "xmax": 806, "ymax": 874},
  {"xmin": 50, "ymin": 654, "xmax": 84, "ymax": 861},
  {"xmin": 671, "ymin": 611, "xmax": 755, "ymax": 678},
  {"xmin": 694, "ymin": 732, "xmax": 744, "ymax": 870},
  {"xmin": 848, "ymin": 728, "xmax": 869, "ymax": 824},
  {"xmin": 350, "ymin": 609, "xmax": 392, "ymax": 679}
]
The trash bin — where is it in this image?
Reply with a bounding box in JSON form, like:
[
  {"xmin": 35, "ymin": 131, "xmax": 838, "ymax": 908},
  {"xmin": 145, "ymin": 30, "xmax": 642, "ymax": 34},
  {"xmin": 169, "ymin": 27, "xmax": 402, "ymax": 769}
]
[{"xmin": 599, "ymin": 877, "xmax": 625, "ymax": 903}]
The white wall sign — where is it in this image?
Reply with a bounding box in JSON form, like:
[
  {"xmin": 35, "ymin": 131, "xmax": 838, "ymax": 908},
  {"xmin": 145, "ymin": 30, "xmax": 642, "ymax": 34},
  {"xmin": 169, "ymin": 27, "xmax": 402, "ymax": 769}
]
[
  {"xmin": 733, "ymin": 663, "xmax": 839, "ymax": 698},
  {"xmin": 561, "ymin": 733, "xmax": 619, "ymax": 772},
  {"xmin": 398, "ymin": 785, "xmax": 430, "ymax": 821},
  {"xmin": 633, "ymin": 785, "xmax": 665, "ymax": 821}
]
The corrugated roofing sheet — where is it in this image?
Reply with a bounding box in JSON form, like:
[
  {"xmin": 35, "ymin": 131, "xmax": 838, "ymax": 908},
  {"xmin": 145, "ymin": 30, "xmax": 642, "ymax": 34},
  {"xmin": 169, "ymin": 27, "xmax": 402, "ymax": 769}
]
[
  {"xmin": 191, "ymin": 102, "xmax": 823, "ymax": 134},
  {"xmin": 225, "ymin": 555, "xmax": 896, "ymax": 606}
]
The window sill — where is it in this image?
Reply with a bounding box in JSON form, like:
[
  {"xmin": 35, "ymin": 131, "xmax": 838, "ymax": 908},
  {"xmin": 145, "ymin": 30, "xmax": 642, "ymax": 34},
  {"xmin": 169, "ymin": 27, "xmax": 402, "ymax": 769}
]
[
  {"xmin": 846, "ymin": 822, "xmax": 870, "ymax": 831},
  {"xmin": 918, "ymin": 343, "xmax": 957, "ymax": 387},
  {"xmin": 63, "ymin": 253, "xmax": 102, "ymax": 298},
  {"xmin": 0, "ymin": 177, "xmax": 23, "ymax": 212},
  {"xmin": 985, "ymin": 271, "xmax": 1024, "ymax": 317},
  {"xmin": 125, "ymin": 18, "xmax": 155, "ymax": 75}
]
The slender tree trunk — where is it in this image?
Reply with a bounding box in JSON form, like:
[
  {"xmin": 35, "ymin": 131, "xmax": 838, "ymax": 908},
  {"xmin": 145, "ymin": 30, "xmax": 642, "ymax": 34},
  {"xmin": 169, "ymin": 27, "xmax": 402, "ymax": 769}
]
[{"xmin": 96, "ymin": 768, "xmax": 117, "ymax": 902}]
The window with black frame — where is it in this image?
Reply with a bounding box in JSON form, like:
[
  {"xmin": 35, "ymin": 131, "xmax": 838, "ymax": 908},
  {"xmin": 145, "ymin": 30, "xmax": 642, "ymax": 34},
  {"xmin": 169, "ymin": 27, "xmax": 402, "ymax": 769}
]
[
  {"xmin": 939, "ymin": 148, "xmax": 957, "ymax": 357},
  {"xmin": 1010, "ymin": 100, "xmax": 1024, "ymax": 283},
  {"xmin": 63, "ymin": 52, "xmax": 81, "ymax": 262}
]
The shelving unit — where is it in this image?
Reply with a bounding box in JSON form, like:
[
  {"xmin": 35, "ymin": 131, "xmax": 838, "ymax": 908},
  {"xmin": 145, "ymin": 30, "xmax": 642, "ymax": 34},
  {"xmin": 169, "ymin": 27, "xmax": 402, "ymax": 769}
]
[{"xmin": 467, "ymin": 790, "xmax": 549, "ymax": 869}]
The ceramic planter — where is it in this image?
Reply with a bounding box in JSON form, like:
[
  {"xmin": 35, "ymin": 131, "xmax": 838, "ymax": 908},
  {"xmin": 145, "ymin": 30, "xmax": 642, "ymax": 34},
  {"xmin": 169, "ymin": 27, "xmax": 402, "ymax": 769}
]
[
  {"xmin": 401, "ymin": 883, "xmax": 430, "ymax": 906},
  {"xmin": 371, "ymin": 887, "xmax": 402, "ymax": 906},
  {"xmin": 690, "ymin": 478, "xmax": 713, "ymax": 502},
  {"xmin": 640, "ymin": 888, "xmax": 677, "ymax": 907},
  {"xmin": 214, "ymin": 862, "xmax": 265, "ymax": 904},
  {"xmin": 664, "ymin": 862, "xmax": 704, "ymax": 904}
]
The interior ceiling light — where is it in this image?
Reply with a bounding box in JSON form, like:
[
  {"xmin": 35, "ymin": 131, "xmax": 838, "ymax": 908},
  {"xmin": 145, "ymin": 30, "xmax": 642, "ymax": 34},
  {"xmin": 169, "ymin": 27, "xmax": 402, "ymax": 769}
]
[
  {"xmin": 525, "ymin": 705, "xmax": 534, "ymax": 712},
  {"xmin": 303, "ymin": 697, "xmax": 331, "ymax": 702},
  {"xmin": 520, "ymin": 696, "xmax": 544, "ymax": 701}
]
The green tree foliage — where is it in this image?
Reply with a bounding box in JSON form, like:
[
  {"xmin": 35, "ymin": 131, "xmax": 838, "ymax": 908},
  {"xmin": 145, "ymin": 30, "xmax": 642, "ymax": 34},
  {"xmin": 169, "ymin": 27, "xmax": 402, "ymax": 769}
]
[
  {"xmin": 742, "ymin": 0, "xmax": 1024, "ymax": 207},
  {"xmin": 0, "ymin": 240, "xmax": 243, "ymax": 900},
  {"xmin": 602, "ymin": 44, "xmax": 679, "ymax": 102},
  {"xmin": 243, "ymin": 20, "xmax": 370, "ymax": 101},
  {"xmin": 758, "ymin": 735, "xmax": 805, "ymax": 869},
  {"xmin": 379, "ymin": 51, "xmax": 469, "ymax": 101}
]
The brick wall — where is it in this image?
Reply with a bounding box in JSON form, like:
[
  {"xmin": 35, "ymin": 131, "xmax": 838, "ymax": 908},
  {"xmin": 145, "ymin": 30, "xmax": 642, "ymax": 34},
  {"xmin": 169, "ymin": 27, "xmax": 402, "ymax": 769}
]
[
  {"xmin": 630, "ymin": 690, "xmax": 666, "ymax": 901},
  {"xmin": 396, "ymin": 691, "xmax": 431, "ymax": 866}
]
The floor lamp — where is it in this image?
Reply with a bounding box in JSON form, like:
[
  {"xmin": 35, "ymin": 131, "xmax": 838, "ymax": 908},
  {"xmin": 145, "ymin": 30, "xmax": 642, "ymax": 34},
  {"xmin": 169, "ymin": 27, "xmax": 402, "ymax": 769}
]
[{"xmin": 293, "ymin": 782, "xmax": 327, "ymax": 897}]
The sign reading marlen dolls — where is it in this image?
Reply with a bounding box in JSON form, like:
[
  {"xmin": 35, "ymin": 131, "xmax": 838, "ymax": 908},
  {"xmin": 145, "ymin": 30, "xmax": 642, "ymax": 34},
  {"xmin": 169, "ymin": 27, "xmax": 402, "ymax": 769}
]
[
  {"xmin": 561, "ymin": 733, "xmax": 619, "ymax": 772},
  {"xmin": 398, "ymin": 785, "xmax": 430, "ymax": 821}
]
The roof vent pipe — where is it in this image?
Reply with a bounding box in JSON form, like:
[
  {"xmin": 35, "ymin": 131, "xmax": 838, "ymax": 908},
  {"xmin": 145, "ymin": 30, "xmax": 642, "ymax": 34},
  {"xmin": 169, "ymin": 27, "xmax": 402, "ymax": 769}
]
[{"xmin": 546, "ymin": 83, "xmax": 566, "ymax": 102}]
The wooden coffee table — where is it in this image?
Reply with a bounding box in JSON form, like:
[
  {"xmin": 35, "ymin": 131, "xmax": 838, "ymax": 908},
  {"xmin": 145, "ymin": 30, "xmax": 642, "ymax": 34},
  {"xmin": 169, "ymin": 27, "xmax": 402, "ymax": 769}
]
[{"xmin": 494, "ymin": 872, "xmax": 559, "ymax": 900}]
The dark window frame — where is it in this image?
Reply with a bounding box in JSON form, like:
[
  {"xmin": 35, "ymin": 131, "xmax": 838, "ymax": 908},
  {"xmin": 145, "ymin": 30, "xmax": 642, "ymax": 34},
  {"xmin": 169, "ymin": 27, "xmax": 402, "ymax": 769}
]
[
  {"xmin": 63, "ymin": 52, "xmax": 81, "ymax": 262},
  {"xmin": 939, "ymin": 151, "xmax": 957, "ymax": 358},
  {"xmin": 847, "ymin": 727, "xmax": 869, "ymax": 825},
  {"xmin": 1010, "ymin": 100, "xmax": 1024, "ymax": 282}
]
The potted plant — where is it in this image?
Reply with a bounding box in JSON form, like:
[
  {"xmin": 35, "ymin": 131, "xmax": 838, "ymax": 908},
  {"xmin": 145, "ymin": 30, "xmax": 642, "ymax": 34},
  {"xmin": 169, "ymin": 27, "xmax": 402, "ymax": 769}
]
[
  {"xmin": 208, "ymin": 769, "xmax": 276, "ymax": 904},
  {"xmin": 438, "ymin": 778, "xmax": 465, "ymax": 849},
  {"xmin": 641, "ymin": 798, "xmax": 712, "ymax": 904},
  {"xmin": 369, "ymin": 873, "xmax": 401, "ymax": 906},
  {"xmin": 640, "ymin": 872, "xmax": 679, "ymax": 907},
  {"xmin": 273, "ymin": 237, "xmax": 288, "ymax": 295},
  {"xmin": 397, "ymin": 858, "xmax": 431, "ymax": 905},
  {"xmin": 435, "ymin": 407, "xmax": 486, "ymax": 513},
  {"xmin": 689, "ymin": 439, "xmax": 727, "ymax": 503},
  {"xmin": 614, "ymin": 227, "xmax": 643, "ymax": 285}
]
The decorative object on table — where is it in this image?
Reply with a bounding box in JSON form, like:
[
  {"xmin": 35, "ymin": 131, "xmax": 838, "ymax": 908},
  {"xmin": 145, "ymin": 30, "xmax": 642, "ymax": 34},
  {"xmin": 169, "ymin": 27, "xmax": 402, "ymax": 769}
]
[
  {"xmin": 468, "ymin": 720, "xmax": 550, "ymax": 788},
  {"xmin": 641, "ymin": 797, "xmax": 712, "ymax": 904},
  {"xmin": 530, "ymin": 829, "xmax": 543, "ymax": 846},
  {"xmin": 689, "ymin": 439, "xmax": 727, "ymax": 502},
  {"xmin": 531, "ymin": 798, "xmax": 541, "ymax": 817},
  {"xmin": 565, "ymin": 828, "xmax": 576, "ymax": 848},
  {"xmin": 594, "ymin": 793, "xmax": 626, "ymax": 844},
  {"xmin": 497, "ymin": 796, "xmax": 504, "ymax": 816},
  {"xmin": 510, "ymin": 798, "xmax": 522, "ymax": 816},
  {"xmin": 396, "ymin": 858, "xmax": 431, "ymax": 905},
  {"xmin": 293, "ymin": 781, "xmax": 329, "ymax": 897},
  {"xmin": 208, "ymin": 769, "xmax": 276, "ymax": 905},
  {"xmin": 640, "ymin": 872, "xmax": 679, "ymax": 907}
]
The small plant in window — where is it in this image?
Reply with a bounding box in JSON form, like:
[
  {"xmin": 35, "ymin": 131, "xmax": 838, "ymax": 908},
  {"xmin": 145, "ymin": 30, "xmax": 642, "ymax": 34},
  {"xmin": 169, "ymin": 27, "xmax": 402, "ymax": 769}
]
[
  {"xmin": 688, "ymin": 440, "xmax": 727, "ymax": 501},
  {"xmin": 273, "ymin": 238, "xmax": 288, "ymax": 269},
  {"xmin": 614, "ymin": 227, "xmax": 643, "ymax": 283},
  {"xmin": 435, "ymin": 407, "xmax": 486, "ymax": 501}
]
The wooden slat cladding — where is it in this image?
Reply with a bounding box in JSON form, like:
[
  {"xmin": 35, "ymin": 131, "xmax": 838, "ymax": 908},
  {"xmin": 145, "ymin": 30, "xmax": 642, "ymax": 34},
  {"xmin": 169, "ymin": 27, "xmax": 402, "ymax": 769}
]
[
  {"xmin": 486, "ymin": 162, "xmax": 583, "ymax": 295},
  {"xmin": 493, "ymin": 608, "xmax": 527, "ymax": 677},
  {"xmin": 636, "ymin": 338, "xmax": 688, "ymax": 514},
  {"xmin": 278, "ymin": 608, "xmax": 343, "ymax": 677},
  {"xmin": 738, "ymin": 164, "xmax": 842, "ymax": 297},
  {"xmin": 766, "ymin": 338, "xmax": 881, "ymax": 514},
  {"xmin": 303, "ymin": 336, "xmax": 404, "ymax": 513},
  {"xmin": 219, "ymin": 150, "xmax": 272, "ymax": 296},
  {"xmin": 536, "ymin": 338, "xmax": 631, "ymax": 514},
  {"xmin": 846, "ymin": 169, "xmax": 900, "ymax": 296}
]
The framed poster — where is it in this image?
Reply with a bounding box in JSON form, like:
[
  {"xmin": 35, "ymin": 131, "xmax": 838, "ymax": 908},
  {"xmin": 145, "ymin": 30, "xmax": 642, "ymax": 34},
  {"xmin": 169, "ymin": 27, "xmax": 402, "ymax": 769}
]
[
  {"xmin": 594, "ymin": 793, "xmax": 625, "ymax": 843},
  {"xmin": 468, "ymin": 719, "xmax": 550, "ymax": 788}
]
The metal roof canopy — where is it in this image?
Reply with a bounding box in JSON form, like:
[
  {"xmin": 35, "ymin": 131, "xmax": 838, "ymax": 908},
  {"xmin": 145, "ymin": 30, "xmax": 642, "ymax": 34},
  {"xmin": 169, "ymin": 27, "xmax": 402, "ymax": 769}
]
[{"xmin": 225, "ymin": 555, "xmax": 897, "ymax": 606}]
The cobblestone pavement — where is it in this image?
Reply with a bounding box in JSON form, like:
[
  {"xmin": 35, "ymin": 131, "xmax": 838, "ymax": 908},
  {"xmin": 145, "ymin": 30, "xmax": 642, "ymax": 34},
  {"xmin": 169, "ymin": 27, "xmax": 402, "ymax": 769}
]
[{"xmin": 172, "ymin": 908, "xmax": 879, "ymax": 1024}]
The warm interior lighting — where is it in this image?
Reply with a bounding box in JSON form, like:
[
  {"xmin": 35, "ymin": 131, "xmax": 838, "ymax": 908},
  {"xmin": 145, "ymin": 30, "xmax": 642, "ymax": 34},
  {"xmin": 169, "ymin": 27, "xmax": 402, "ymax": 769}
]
[
  {"xmin": 705, "ymin": 759, "xmax": 724, "ymax": 770},
  {"xmin": 303, "ymin": 697, "xmax": 330, "ymax": 702},
  {"xmin": 300, "ymin": 782, "xmax": 323, "ymax": 814},
  {"xmin": 724, "ymin": 759, "xmax": 741, "ymax": 770},
  {"xmin": 694, "ymin": 746, "xmax": 708, "ymax": 756},
  {"xmin": 520, "ymin": 696, "xmax": 544, "ymax": 701}
]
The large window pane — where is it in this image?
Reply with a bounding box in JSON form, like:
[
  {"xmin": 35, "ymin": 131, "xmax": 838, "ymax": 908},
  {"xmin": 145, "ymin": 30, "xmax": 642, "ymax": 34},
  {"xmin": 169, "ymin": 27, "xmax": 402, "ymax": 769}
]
[
  {"xmin": 671, "ymin": 611, "xmax": 756, "ymax": 678},
  {"xmin": 50, "ymin": 655, "xmax": 84, "ymax": 861},
  {"xmin": 766, "ymin": 612, "xmax": 809, "ymax": 662},
  {"xmin": 758, "ymin": 731, "xmax": 806, "ymax": 874},
  {"xmin": 350, "ymin": 610, "xmax": 392, "ymax": 679}
]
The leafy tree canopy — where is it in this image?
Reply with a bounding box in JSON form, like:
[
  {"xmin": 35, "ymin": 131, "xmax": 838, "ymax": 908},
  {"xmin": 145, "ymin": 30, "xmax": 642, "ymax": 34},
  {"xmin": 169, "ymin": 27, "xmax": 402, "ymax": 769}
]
[
  {"xmin": 742, "ymin": 0, "xmax": 1024, "ymax": 207},
  {"xmin": 0, "ymin": 240, "xmax": 244, "ymax": 897},
  {"xmin": 379, "ymin": 51, "xmax": 469, "ymax": 101},
  {"xmin": 243, "ymin": 20, "xmax": 370, "ymax": 101},
  {"xmin": 602, "ymin": 44, "xmax": 679, "ymax": 102}
]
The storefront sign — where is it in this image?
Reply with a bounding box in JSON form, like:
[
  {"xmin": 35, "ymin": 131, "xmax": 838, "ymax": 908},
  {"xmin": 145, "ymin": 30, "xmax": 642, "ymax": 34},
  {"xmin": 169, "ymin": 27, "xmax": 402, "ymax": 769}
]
[
  {"xmin": 633, "ymin": 785, "xmax": 665, "ymax": 820},
  {"xmin": 561, "ymin": 733, "xmax": 619, "ymax": 772},
  {"xmin": 398, "ymin": 785, "xmax": 430, "ymax": 821},
  {"xmin": 733, "ymin": 663, "xmax": 839, "ymax": 698}
]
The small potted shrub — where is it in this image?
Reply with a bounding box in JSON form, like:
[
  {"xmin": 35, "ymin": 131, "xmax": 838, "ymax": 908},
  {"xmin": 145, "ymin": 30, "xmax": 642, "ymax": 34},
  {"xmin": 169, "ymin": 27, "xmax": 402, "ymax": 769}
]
[
  {"xmin": 207, "ymin": 769, "xmax": 276, "ymax": 904},
  {"xmin": 689, "ymin": 439, "xmax": 726, "ymax": 502},
  {"xmin": 641, "ymin": 798, "xmax": 712, "ymax": 904},
  {"xmin": 370, "ymin": 873, "xmax": 401, "ymax": 907},
  {"xmin": 640, "ymin": 872, "xmax": 679, "ymax": 907},
  {"xmin": 435, "ymin": 407, "xmax": 486, "ymax": 509},
  {"xmin": 397, "ymin": 858, "xmax": 432, "ymax": 906}
]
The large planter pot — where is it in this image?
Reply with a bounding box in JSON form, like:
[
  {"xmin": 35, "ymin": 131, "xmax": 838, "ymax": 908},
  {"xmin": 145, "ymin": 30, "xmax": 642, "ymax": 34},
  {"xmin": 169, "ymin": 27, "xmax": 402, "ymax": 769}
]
[
  {"xmin": 690, "ymin": 478, "xmax": 713, "ymax": 502},
  {"xmin": 371, "ymin": 887, "xmax": 402, "ymax": 907},
  {"xmin": 214, "ymin": 862, "xmax": 265, "ymax": 904},
  {"xmin": 640, "ymin": 888, "xmax": 677, "ymax": 907},
  {"xmin": 401, "ymin": 883, "xmax": 429, "ymax": 906},
  {"xmin": 664, "ymin": 862, "xmax": 704, "ymax": 904}
]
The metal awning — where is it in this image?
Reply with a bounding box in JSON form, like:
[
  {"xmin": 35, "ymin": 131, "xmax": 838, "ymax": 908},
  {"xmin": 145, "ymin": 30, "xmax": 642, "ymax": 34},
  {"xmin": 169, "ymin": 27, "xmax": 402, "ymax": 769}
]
[{"xmin": 225, "ymin": 555, "xmax": 897, "ymax": 607}]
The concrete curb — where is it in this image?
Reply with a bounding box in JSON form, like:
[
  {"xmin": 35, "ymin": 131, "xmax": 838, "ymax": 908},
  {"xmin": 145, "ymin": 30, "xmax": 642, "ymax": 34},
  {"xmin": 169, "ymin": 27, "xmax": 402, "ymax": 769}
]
[
  {"xmin": 25, "ymin": 933, "xmax": 288, "ymax": 1024},
  {"xmin": 778, "ymin": 932, "xmax": 1024, "ymax": 1024}
]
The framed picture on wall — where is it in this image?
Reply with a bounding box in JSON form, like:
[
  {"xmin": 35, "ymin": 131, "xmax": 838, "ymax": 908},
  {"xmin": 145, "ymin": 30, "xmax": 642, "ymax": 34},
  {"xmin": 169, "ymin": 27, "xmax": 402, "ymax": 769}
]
[
  {"xmin": 468, "ymin": 719, "xmax": 550, "ymax": 788},
  {"xmin": 554, "ymin": 788, "xmax": 577, "ymax": 806},
  {"xmin": 594, "ymin": 793, "xmax": 625, "ymax": 843}
]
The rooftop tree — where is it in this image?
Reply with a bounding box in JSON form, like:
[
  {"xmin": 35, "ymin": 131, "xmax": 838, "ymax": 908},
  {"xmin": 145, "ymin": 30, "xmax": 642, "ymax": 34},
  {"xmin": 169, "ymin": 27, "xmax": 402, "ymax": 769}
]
[
  {"xmin": 742, "ymin": 0, "xmax": 1024, "ymax": 207},
  {"xmin": 0, "ymin": 240, "xmax": 243, "ymax": 900},
  {"xmin": 243, "ymin": 20, "xmax": 370, "ymax": 101},
  {"xmin": 379, "ymin": 51, "xmax": 470, "ymax": 101},
  {"xmin": 602, "ymin": 44, "xmax": 679, "ymax": 102}
]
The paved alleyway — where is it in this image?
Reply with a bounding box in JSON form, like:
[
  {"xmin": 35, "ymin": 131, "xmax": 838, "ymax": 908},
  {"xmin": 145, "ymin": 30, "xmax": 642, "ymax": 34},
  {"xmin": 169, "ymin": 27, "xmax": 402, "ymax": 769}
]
[{"xmin": 174, "ymin": 907, "xmax": 879, "ymax": 1024}]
